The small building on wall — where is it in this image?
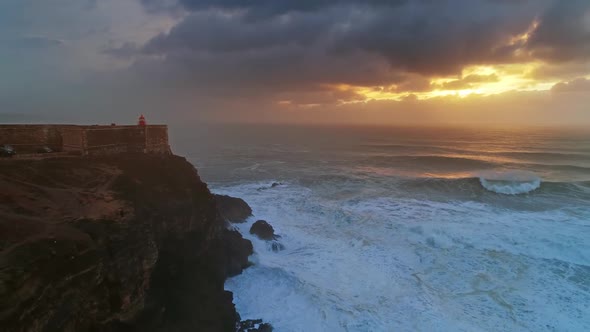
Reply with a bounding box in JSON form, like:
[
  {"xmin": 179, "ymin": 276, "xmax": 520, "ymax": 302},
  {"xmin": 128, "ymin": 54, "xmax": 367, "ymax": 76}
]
[{"xmin": 0, "ymin": 118, "xmax": 171, "ymax": 156}]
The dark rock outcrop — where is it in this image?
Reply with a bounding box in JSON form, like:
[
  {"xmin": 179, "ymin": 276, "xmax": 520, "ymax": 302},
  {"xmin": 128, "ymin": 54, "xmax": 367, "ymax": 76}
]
[
  {"xmin": 249, "ymin": 220, "xmax": 276, "ymax": 240},
  {"xmin": 0, "ymin": 154, "xmax": 255, "ymax": 332},
  {"xmin": 214, "ymin": 195, "xmax": 253, "ymax": 223},
  {"xmin": 222, "ymin": 229, "xmax": 254, "ymax": 276},
  {"xmin": 249, "ymin": 220, "xmax": 285, "ymax": 252}
]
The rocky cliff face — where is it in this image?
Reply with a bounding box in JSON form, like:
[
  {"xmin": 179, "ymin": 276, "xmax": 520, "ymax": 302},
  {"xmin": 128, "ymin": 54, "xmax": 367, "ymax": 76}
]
[{"xmin": 0, "ymin": 154, "xmax": 253, "ymax": 331}]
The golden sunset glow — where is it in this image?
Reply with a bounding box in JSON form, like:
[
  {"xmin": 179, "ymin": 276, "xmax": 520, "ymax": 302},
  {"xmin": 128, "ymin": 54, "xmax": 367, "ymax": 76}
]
[
  {"xmin": 271, "ymin": 12, "xmax": 589, "ymax": 112},
  {"xmin": 347, "ymin": 62, "xmax": 560, "ymax": 103},
  {"xmin": 507, "ymin": 18, "xmax": 540, "ymax": 48}
]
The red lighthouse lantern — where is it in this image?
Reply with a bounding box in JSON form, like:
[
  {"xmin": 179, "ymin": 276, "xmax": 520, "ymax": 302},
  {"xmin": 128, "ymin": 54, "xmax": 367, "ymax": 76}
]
[{"xmin": 138, "ymin": 114, "xmax": 146, "ymax": 126}]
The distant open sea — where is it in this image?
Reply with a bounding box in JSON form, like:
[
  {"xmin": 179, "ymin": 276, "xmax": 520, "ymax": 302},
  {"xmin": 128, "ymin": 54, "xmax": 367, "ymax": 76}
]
[{"xmin": 175, "ymin": 124, "xmax": 590, "ymax": 331}]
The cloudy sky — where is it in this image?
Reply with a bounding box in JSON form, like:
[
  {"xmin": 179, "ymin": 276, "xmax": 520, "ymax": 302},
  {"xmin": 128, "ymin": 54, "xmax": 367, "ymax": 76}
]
[{"xmin": 1, "ymin": 0, "xmax": 589, "ymax": 125}]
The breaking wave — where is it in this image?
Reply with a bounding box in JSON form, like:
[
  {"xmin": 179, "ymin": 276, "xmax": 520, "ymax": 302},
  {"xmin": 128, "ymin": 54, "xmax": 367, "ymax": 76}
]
[
  {"xmin": 393, "ymin": 172, "xmax": 571, "ymax": 198},
  {"xmin": 477, "ymin": 170, "xmax": 541, "ymax": 195}
]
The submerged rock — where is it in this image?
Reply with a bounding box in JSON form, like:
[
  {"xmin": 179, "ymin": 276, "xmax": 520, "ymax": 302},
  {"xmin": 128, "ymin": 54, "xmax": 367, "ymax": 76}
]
[
  {"xmin": 270, "ymin": 240, "xmax": 285, "ymax": 252},
  {"xmin": 249, "ymin": 220, "xmax": 276, "ymax": 240},
  {"xmin": 214, "ymin": 194, "xmax": 253, "ymax": 223}
]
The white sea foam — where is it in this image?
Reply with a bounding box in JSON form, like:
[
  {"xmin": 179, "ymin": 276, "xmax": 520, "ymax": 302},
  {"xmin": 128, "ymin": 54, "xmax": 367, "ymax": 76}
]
[
  {"xmin": 220, "ymin": 180, "xmax": 590, "ymax": 332},
  {"xmin": 478, "ymin": 170, "xmax": 542, "ymax": 195}
]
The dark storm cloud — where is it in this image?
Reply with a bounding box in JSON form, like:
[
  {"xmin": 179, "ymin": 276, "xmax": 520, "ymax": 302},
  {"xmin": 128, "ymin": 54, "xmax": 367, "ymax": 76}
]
[
  {"xmin": 327, "ymin": 0, "xmax": 544, "ymax": 75},
  {"xmin": 129, "ymin": 0, "xmax": 589, "ymax": 102},
  {"xmin": 141, "ymin": 0, "xmax": 407, "ymax": 17},
  {"xmin": 526, "ymin": 0, "xmax": 590, "ymax": 62},
  {"xmin": 143, "ymin": 10, "xmax": 331, "ymax": 54},
  {"xmin": 140, "ymin": 0, "xmax": 544, "ymax": 71},
  {"xmin": 130, "ymin": 44, "xmax": 397, "ymax": 99}
]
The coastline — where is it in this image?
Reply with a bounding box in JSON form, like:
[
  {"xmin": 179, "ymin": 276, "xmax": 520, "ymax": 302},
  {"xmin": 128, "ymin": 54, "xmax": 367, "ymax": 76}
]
[{"xmin": 0, "ymin": 154, "xmax": 268, "ymax": 331}]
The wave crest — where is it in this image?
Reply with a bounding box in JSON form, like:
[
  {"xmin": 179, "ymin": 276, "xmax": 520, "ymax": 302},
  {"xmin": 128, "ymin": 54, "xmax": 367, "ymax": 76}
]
[{"xmin": 477, "ymin": 170, "xmax": 541, "ymax": 195}]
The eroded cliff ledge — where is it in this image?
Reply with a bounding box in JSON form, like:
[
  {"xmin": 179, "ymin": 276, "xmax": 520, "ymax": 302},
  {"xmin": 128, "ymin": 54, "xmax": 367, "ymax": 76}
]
[{"xmin": 0, "ymin": 154, "xmax": 253, "ymax": 331}]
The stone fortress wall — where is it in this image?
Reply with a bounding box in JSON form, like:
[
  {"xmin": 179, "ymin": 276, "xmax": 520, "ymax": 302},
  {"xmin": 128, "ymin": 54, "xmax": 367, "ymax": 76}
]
[
  {"xmin": 0, "ymin": 124, "xmax": 171, "ymax": 156},
  {"xmin": 0, "ymin": 125, "xmax": 66, "ymax": 152}
]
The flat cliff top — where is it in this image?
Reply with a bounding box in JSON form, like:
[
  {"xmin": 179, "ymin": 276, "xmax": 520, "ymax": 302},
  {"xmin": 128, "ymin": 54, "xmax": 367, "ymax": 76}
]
[
  {"xmin": 1, "ymin": 158, "xmax": 125, "ymax": 252},
  {"xmin": 1, "ymin": 158, "xmax": 128, "ymax": 222},
  {"xmin": 0, "ymin": 153, "xmax": 218, "ymax": 250}
]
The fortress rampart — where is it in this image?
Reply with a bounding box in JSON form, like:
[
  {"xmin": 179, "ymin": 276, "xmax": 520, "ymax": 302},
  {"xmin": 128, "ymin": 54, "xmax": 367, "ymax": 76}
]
[{"xmin": 0, "ymin": 124, "xmax": 171, "ymax": 156}]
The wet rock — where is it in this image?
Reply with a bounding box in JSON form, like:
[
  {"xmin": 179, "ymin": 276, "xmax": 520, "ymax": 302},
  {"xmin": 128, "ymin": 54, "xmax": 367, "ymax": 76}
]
[
  {"xmin": 249, "ymin": 220, "xmax": 276, "ymax": 240},
  {"xmin": 238, "ymin": 319, "xmax": 273, "ymax": 332},
  {"xmin": 257, "ymin": 182, "xmax": 282, "ymax": 191},
  {"xmin": 250, "ymin": 221, "xmax": 285, "ymax": 251},
  {"xmin": 222, "ymin": 229, "xmax": 254, "ymax": 277},
  {"xmin": 214, "ymin": 194, "xmax": 252, "ymax": 223},
  {"xmin": 257, "ymin": 323, "xmax": 273, "ymax": 332}
]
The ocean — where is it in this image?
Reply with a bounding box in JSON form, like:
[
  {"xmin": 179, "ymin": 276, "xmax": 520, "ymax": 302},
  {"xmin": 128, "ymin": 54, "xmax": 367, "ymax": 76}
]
[{"xmin": 175, "ymin": 124, "xmax": 590, "ymax": 332}]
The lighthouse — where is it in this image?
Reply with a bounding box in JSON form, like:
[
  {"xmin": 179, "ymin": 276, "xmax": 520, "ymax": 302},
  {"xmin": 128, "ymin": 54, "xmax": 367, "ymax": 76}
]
[{"xmin": 138, "ymin": 114, "xmax": 146, "ymax": 126}]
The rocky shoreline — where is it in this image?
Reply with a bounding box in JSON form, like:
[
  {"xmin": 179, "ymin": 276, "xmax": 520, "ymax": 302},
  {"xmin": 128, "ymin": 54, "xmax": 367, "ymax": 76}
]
[{"xmin": 0, "ymin": 154, "xmax": 271, "ymax": 331}]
